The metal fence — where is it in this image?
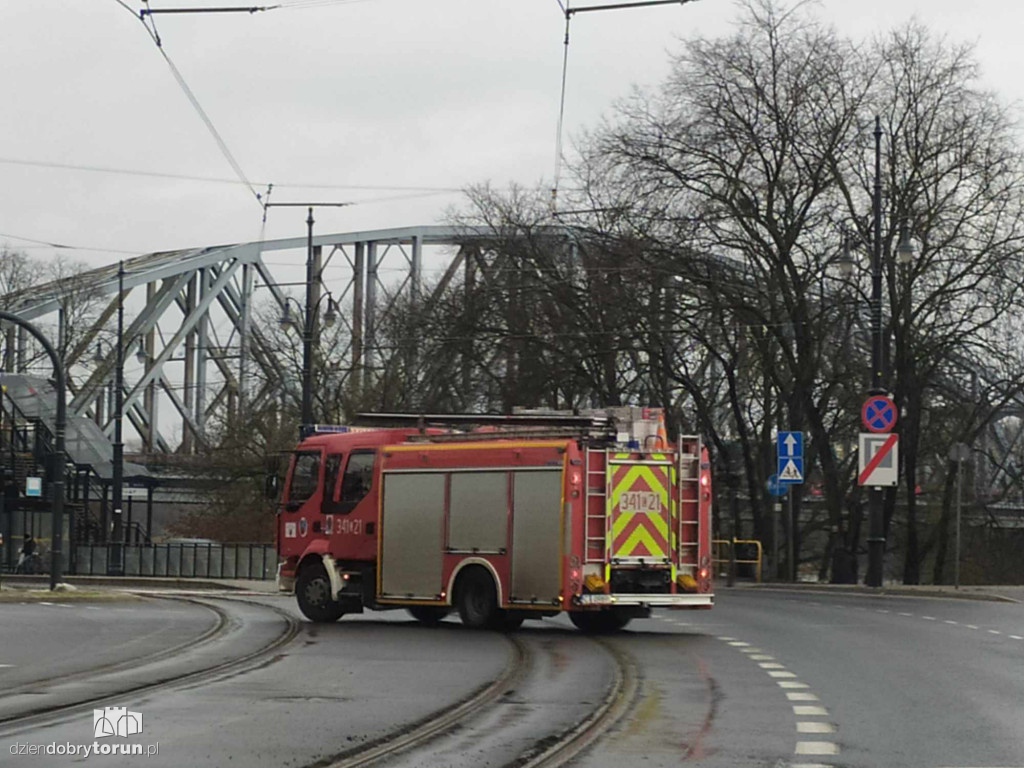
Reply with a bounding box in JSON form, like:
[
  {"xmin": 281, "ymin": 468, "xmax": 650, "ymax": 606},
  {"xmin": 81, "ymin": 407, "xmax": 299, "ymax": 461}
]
[
  {"xmin": 73, "ymin": 542, "xmax": 277, "ymax": 580},
  {"xmin": 712, "ymin": 538, "xmax": 763, "ymax": 582}
]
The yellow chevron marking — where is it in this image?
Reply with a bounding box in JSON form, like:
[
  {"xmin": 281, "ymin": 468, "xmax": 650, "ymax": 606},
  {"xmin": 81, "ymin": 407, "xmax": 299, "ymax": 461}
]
[
  {"xmin": 606, "ymin": 460, "xmax": 673, "ymax": 561},
  {"xmin": 612, "ymin": 508, "xmax": 669, "ymax": 539},
  {"xmin": 615, "ymin": 522, "xmax": 666, "ymax": 559},
  {"xmin": 610, "ymin": 464, "xmax": 668, "ymax": 500}
]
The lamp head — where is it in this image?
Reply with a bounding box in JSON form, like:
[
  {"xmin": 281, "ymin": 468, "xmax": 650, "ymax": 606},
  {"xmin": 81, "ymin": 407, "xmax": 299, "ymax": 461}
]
[
  {"xmin": 836, "ymin": 236, "xmax": 857, "ymax": 276},
  {"xmin": 896, "ymin": 224, "xmax": 917, "ymax": 265},
  {"xmin": 279, "ymin": 304, "xmax": 294, "ymax": 331},
  {"xmin": 324, "ymin": 298, "xmax": 338, "ymax": 328}
]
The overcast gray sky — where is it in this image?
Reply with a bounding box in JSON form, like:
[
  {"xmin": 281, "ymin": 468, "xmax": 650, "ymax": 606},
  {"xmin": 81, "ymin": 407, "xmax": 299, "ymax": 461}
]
[{"xmin": 3, "ymin": 0, "xmax": 1024, "ymax": 267}]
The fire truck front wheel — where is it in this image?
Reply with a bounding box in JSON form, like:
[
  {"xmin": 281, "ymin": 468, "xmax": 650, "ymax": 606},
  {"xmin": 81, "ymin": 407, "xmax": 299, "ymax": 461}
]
[
  {"xmin": 455, "ymin": 567, "xmax": 499, "ymax": 629},
  {"xmin": 296, "ymin": 561, "xmax": 345, "ymax": 623}
]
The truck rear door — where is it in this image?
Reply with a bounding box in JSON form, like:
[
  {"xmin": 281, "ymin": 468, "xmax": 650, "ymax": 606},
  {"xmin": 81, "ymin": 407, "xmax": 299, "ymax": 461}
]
[{"xmin": 606, "ymin": 452, "xmax": 673, "ymax": 566}]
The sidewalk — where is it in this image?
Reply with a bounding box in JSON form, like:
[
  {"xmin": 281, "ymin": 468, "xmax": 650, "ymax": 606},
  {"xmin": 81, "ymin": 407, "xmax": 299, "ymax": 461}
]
[{"xmin": 734, "ymin": 581, "xmax": 1024, "ymax": 604}]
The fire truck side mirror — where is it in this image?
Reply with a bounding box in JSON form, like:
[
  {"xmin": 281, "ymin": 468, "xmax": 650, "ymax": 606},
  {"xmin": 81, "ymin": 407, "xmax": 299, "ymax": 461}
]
[{"xmin": 265, "ymin": 474, "xmax": 280, "ymax": 500}]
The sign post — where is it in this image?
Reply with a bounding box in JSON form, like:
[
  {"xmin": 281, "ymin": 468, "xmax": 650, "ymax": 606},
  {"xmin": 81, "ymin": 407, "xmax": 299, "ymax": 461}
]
[
  {"xmin": 949, "ymin": 442, "xmax": 970, "ymax": 590},
  {"xmin": 776, "ymin": 431, "xmax": 803, "ymax": 581},
  {"xmin": 860, "ymin": 394, "xmax": 898, "ymax": 588}
]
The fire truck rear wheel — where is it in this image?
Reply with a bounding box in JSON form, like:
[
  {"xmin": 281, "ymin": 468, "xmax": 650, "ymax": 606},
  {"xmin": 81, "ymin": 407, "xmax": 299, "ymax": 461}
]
[
  {"xmin": 296, "ymin": 561, "xmax": 345, "ymax": 623},
  {"xmin": 407, "ymin": 606, "xmax": 451, "ymax": 626},
  {"xmin": 455, "ymin": 567, "xmax": 498, "ymax": 629}
]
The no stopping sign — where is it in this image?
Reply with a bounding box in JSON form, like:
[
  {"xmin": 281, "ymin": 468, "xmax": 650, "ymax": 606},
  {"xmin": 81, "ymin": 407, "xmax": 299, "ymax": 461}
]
[{"xmin": 861, "ymin": 395, "xmax": 897, "ymax": 433}]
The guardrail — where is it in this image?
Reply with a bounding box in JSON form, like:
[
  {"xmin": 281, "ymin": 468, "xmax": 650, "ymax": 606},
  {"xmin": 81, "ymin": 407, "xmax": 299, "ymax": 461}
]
[
  {"xmin": 72, "ymin": 542, "xmax": 276, "ymax": 580},
  {"xmin": 712, "ymin": 538, "xmax": 763, "ymax": 583}
]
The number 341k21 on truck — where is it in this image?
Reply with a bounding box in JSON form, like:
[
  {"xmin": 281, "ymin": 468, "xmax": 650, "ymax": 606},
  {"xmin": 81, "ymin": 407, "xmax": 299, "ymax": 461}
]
[{"xmin": 272, "ymin": 408, "xmax": 713, "ymax": 632}]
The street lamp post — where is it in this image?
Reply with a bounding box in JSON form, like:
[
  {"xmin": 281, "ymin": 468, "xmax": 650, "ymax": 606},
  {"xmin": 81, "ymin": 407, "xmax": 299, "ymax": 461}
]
[
  {"xmin": 866, "ymin": 115, "xmax": 886, "ymax": 588},
  {"xmin": 110, "ymin": 261, "xmax": 125, "ymax": 575},
  {"xmin": 261, "ymin": 200, "xmax": 350, "ymax": 437},
  {"xmin": 0, "ymin": 311, "xmax": 66, "ymax": 590},
  {"xmin": 302, "ymin": 207, "xmax": 315, "ymax": 430}
]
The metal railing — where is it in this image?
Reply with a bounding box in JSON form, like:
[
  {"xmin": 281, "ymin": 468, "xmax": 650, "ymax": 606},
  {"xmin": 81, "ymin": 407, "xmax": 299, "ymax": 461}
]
[
  {"xmin": 712, "ymin": 538, "xmax": 763, "ymax": 583},
  {"xmin": 73, "ymin": 542, "xmax": 276, "ymax": 580}
]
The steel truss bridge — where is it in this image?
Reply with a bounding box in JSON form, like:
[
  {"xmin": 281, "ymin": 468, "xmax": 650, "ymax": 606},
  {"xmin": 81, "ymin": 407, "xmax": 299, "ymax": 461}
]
[{"xmin": 1, "ymin": 225, "xmax": 503, "ymax": 456}]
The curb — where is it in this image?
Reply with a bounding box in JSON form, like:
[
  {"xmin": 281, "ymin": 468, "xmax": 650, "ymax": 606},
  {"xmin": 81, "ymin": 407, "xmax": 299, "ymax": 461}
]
[{"xmin": 728, "ymin": 583, "xmax": 1021, "ymax": 604}]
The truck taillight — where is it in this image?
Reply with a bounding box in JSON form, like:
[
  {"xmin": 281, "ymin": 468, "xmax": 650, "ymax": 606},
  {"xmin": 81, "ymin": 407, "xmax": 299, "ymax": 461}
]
[{"xmin": 699, "ymin": 567, "xmax": 708, "ymax": 580}]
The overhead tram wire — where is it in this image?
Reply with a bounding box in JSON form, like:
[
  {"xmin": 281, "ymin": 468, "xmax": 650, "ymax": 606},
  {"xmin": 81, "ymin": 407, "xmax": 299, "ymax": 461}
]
[
  {"xmin": 0, "ymin": 231, "xmax": 140, "ymax": 256},
  {"xmin": 549, "ymin": 0, "xmax": 701, "ymax": 210},
  {"xmin": 0, "ymin": 157, "xmax": 462, "ymax": 193},
  {"xmin": 139, "ymin": 5, "xmax": 280, "ymax": 15},
  {"xmin": 111, "ymin": 0, "xmax": 262, "ymax": 207}
]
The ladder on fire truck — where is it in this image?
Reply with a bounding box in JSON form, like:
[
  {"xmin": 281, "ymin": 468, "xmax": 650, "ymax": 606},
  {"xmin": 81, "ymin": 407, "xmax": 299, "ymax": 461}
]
[
  {"xmin": 583, "ymin": 438, "xmax": 703, "ymax": 572},
  {"xmin": 355, "ymin": 412, "xmax": 617, "ymax": 442},
  {"xmin": 676, "ymin": 437, "xmax": 703, "ymax": 576}
]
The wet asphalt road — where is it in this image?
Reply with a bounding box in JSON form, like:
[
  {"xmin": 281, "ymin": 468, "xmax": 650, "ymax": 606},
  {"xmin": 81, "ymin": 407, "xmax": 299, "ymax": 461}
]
[
  {"xmin": 2, "ymin": 589, "xmax": 1022, "ymax": 767},
  {"xmin": 0, "ymin": 598, "xmax": 217, "ymax": 689}
]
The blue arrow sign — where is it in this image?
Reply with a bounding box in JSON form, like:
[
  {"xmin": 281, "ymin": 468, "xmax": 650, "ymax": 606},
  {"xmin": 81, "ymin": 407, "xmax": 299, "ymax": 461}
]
[{"xmin": 777, "ymin": 431, "xmax": 803, "ymax": 459}]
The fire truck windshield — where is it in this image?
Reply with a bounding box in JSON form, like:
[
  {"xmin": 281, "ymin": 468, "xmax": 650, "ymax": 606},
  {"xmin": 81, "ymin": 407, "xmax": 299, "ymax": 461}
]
[{"xmin": 287, "ymin": 451, "xmax": 320, "ymax": 505}]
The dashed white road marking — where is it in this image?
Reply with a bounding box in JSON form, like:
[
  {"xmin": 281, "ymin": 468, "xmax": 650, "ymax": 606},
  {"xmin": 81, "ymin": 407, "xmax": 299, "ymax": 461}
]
[
  {"xmin": 966, "ymin": 625, "xmax": 979, "ymax": 630},
  {"xmin": 945, "ymin": 620, "xmax": 959, "ymax": 625},
  {"xmin": 898, "ymin": 612, "xmax": 913, "ymax": 617},
  {"xmin": 922, "ymin": 616, "xmax": 936, "ymax": 620},
  {"xmin": 787, "ymin": 692, "xmax": 820, "ymax": 701},
  {"xmin": 1010, "ymin": 635, "xmax": 1023, "ymax": 640},
  {"xmin": 795, "ymin": 741, "xmax": 839, "ymax": 755},
  {"xmin": 876, "ymin": 609, "xmax": 890, "ymax": 614},
  {"xmin": 0, "ymin": 664, "xmax": 13, "ymax": 669},
  {"xmin": 988, "ymin": 630, "xmax": 1001, "ymax": 635},
  {"xmin": 716, "ymin": 635, "xmax": 838, "ymax": 763},
  {"xmin": 793, "ymin": 705, "xmax": 829, "ymax": 716},
  {"xmin": 797, "ymin": 722, "xmax": 836, "ymax": 734}
]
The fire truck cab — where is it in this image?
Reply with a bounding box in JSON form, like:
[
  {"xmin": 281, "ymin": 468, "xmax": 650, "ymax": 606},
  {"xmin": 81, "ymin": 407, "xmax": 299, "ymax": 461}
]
[{"xmin": 275, "ymin": 409, "xmax": 713, "ymax": 631}]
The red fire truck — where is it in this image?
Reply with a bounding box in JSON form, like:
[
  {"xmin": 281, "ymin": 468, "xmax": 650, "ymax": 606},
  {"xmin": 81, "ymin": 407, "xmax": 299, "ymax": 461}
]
[{"xmin": 274, "ymin": 409, "xmax": 713, "ymax": 631}]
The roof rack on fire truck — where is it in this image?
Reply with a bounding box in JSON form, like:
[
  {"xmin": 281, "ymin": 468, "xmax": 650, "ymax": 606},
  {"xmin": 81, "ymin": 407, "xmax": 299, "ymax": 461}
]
[{"xmin": 352, "ymin": 411, "xmax": 618, "ymax": 443}]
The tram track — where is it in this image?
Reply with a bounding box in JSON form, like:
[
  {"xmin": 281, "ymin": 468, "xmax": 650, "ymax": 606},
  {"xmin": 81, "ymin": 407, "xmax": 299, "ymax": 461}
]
[
  {"xmin": 0, "ymin": 595, "xmax": 301, "ymax": 737},
  {"xmin": 308, "ymin": 629, "xmax": 638, "ymax": 768}
]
